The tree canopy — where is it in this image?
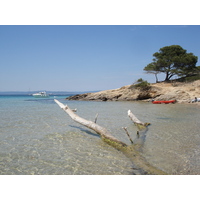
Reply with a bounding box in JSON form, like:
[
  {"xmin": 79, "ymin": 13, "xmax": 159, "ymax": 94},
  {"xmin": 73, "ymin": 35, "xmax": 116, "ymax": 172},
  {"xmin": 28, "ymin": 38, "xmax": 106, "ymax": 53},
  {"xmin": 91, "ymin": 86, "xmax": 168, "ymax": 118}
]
[{"xmin": 144, "ymin": 45, "xmax": 198, "ymax": 82}]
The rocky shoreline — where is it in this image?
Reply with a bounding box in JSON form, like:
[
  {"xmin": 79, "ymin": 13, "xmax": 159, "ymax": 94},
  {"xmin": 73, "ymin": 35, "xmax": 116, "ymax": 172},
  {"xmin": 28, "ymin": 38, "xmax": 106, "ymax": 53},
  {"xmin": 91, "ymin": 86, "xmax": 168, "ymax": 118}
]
[{"xmin": 66, "ymin": 80, "xmax": 200, "ymax": 104}]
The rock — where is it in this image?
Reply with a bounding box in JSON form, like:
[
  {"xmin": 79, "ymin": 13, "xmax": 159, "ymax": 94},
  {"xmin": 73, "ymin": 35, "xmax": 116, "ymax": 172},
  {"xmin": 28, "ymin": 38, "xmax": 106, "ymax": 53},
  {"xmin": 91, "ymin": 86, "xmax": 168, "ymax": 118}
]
[
  {"xmin": 66, "ymin": 80, "xmax": 200, "ymax": 103},
  {"xmin": 67, "ymin": 93, "xmax": 91, "ymax": 100}
]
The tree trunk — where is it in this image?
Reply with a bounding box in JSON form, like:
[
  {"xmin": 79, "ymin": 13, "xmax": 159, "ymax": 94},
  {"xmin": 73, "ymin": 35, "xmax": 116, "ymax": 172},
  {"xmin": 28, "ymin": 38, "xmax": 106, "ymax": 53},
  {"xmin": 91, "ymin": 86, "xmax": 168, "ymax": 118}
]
[
  {"xmin": 54, "ymin": 99, "xmax": 127, "ymax": 147},
  {"xmin": 165, "ymin": 71, "xmax": 170, "ymax": 81},
  {"xmin": 155, "ymin": 73, "xmax": 158, "ymax": 83},
  {"xmin": 54, "ymin": 99, "xmax": 166, "ymax": 175}
]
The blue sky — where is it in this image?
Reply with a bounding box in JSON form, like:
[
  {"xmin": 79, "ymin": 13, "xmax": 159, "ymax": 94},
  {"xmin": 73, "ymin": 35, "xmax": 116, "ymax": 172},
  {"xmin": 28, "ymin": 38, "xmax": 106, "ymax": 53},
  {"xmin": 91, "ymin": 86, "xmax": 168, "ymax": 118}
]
[{"xmin": 1, "ymin": 25, "xmax": 200, "ymax": 91}]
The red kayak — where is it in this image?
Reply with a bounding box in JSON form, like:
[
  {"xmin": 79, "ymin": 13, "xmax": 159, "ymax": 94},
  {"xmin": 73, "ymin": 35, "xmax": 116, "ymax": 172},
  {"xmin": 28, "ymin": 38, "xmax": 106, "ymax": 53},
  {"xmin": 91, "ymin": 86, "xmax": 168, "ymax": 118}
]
[{"xmin": 152, "ymin": 100, "xmax": 176, "ymax": 104}]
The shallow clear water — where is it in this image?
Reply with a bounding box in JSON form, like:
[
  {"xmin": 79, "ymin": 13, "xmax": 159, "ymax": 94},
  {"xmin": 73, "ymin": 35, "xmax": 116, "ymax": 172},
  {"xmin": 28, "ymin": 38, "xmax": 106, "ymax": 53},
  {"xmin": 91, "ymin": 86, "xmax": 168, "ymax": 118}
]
[{"xmin": 0, "ymin": 95, "xmax": 200, "ymax": 174}]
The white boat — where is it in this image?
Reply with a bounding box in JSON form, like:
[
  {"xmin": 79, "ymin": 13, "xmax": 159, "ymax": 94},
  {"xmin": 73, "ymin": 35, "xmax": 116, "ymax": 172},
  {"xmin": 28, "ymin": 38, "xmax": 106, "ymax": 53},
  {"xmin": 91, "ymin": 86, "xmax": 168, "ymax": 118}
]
[{"xmin": 32, "ymin": 91, "xmax": 49, "ymax": 98}]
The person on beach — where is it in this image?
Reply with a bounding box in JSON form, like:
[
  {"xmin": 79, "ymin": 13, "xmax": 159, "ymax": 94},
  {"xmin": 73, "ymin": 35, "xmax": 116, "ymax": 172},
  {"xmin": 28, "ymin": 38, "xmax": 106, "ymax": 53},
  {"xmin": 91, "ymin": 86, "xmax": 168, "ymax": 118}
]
[{"xmin": 191, "ymin": 97, "xmax": 200, "ymax": 103}]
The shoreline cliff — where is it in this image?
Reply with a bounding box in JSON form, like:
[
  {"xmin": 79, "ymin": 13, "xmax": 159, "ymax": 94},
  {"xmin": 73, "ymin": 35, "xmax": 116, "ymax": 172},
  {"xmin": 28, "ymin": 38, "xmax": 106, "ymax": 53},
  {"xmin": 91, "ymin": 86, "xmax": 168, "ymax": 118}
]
[{"xmin": 66, "ymin": 80, "xmax": 200, "ymax": 104}]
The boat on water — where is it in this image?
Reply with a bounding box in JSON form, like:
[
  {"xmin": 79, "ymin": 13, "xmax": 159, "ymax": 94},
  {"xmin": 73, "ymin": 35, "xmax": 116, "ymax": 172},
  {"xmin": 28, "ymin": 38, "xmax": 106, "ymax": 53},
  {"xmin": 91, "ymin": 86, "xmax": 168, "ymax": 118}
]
[
  {"xmin": 152, "ymin": 100, "xmax": 176, "ymax": 104},
  {"xmin": 32, "ymin": 91, "xmax": 49, "ymax": 98}
]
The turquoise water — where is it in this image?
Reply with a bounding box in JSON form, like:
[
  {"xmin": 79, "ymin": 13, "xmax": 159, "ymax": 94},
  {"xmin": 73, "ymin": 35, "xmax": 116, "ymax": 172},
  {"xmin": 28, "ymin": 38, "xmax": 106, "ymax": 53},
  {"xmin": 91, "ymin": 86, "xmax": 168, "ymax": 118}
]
[{"xmin": 0, "ymin": 95, "xmax": 200, "ymax": 174}]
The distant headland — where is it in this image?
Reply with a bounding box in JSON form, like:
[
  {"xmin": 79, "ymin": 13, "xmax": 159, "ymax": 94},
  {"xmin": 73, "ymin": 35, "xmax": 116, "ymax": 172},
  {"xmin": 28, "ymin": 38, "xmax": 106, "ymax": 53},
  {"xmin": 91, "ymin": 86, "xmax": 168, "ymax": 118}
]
[{"xmin": 66, "ymin": 80, "xmax": 200, "ymax": 104}]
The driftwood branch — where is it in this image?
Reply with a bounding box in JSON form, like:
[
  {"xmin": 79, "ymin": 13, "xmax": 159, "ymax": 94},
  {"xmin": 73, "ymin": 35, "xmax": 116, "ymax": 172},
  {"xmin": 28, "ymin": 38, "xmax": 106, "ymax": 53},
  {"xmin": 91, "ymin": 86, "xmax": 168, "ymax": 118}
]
[
  {"xmin": 122, "ymin": 127, "xmax": 133, "ymax": 144},
  {"xmin": 94, "ymin": 113, "xmax": 98, "ymax": 123},
  {"xmin": 72, "ymin": 108, "xmax": 77, "ymax": 112},
  {"xmin": 54, "ymin": 99, "xmax": 166, "ymax": 175},
  {"xmin": 54, "ymin": 99, "xmax": 127, "ymax": 147},
  {"xmin": 128, "ymin": 110, "xmax": 150, "ymax": 130}
]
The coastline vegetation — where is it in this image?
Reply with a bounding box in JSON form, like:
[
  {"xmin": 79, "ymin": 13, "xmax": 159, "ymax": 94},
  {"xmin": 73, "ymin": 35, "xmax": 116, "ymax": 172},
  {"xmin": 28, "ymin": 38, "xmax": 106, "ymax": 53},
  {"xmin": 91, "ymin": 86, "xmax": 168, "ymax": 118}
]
[
  {"xmin": 143, "ymin": 45, "xmax": 200, "ymax": 83},
  {"xmin": 129, "ymin": 45, "xmax": 200, "ymax": 97},
  {"xmin": 129, "ymin": 78, "xmax": 151, "ymax": 91},
  {"xmin": 67, "ymin": 45, "xmax": 200, "ymax": 102}
]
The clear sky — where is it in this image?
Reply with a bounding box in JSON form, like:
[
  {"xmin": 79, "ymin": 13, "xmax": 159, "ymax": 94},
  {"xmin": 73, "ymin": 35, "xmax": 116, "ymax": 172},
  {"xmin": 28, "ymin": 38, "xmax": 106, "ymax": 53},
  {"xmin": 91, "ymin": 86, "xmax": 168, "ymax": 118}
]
[{"xmin": 1, "ymin": 25, "xmax": 200, "ymax": 92}]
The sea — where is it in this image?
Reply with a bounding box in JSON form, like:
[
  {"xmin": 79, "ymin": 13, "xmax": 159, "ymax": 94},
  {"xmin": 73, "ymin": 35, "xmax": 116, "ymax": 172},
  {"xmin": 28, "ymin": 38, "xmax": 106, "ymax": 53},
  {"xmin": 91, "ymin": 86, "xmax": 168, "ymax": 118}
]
[{"xmin": 0, "ymin": 94, "xmax": 200, "ymax": 175}]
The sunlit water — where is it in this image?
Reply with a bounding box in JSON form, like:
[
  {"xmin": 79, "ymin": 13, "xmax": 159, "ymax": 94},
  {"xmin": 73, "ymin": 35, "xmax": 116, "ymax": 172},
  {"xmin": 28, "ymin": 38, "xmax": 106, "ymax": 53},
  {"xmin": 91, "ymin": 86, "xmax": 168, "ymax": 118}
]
[{"xmin": 0, "ymin": 95, "xmax": 200, "ymax": 175}]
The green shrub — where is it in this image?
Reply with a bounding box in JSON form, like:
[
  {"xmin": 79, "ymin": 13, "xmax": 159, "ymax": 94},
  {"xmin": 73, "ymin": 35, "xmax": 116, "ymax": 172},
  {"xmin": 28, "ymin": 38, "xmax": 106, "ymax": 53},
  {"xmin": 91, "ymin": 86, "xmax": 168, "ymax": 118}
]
[
  {"xmin": 185, "ymin": 75, "xmax": 200, "ymax": 82},
  {"xmin": 176, "ymin": 74, "xmax": 200, "ymax": 82},
  {"xmin": 129, "ymin": 78, "xmax": 151, "ymax": 91}
]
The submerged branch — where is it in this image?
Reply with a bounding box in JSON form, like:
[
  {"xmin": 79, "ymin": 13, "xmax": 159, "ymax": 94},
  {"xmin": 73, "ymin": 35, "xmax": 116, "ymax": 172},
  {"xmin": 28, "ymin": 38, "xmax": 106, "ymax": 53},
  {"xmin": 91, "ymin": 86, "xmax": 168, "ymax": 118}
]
[
  {"xmin": 122, "ymin": 127, "xmax": 134, "ymax": 144},
  {"xmin": 94, "ymin": 113, "xmax": 99, "ymax": 123},
  {"xmin": 54, "ymin": 99, "xmax": 166, "ymax": 175},
  {"xmin": 54, "ymin": 99, "xmax": 127, "ymax": 147},
  {"xmin": 128, "ymin": 110, "xmax": 150, "ymax": 130}
]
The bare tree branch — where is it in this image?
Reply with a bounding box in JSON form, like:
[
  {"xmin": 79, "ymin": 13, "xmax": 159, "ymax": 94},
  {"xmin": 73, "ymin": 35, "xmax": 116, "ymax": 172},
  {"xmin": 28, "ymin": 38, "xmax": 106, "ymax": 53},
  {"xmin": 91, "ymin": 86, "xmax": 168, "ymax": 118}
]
[
  {"xmin": 54, "ymin": 99, "xmax": 127, "ymax": 147},
  {"xmin": 128, "ymin": 110, "xmax": 150, "ymax": 130},
  {"xmin": 54, "ymin": 99, "xmax": 166, "ymax": 175}
]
